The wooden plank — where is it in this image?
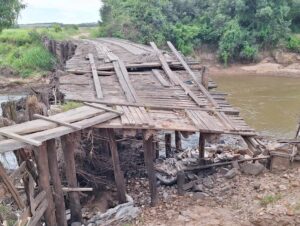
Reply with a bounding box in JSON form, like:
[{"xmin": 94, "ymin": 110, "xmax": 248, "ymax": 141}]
[
  {"xmin": 0, "ymin": 112, "xmax": 120, "ymax": 152},
  {"xmin": 88, "ymin": 53, "xmax": 104, "ymax": 99},
  {"xmin": 83, "ymin": 102, "xmax": 123, "ymax": 115},
  {"xmin": 28, "ymin": 199, "xmax": 48, "ymax": 226},
  {"xmin": 150, "ymin": 42, "xmax": 179, "ymax": 85},
  {"xmin": 0, "ymin": 131, "xmax": 42, "ymax": 147},
  {"xmin": 107, "ymin": 129, "xmax": 127, "ymax": 203},
  {"xmin": 128, "ymin": 107, "xmax": 143, "ymax": 126},
  {"xmin": 152, "ymin": 69, "xmax": 171, "ymax": 87},
  {"xmin": 134, "ymin": 107, "xmax": 148, "ymax": 126},
  {"xmin": 113, "ymin": 61, "xmax": 136, "ymax": 102},
  {"xmin": 122, "ymin": 106, "xmax": 135, "ymax": 126},
  {"xmin": 139, "ymin": 107, "xmax": 155, "ymax": 128},
  {"xmin": 33, "ymin": 114, "xmax": 82, "ymax": 130}
]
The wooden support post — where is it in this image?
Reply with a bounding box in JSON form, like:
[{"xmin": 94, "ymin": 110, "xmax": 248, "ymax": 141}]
[
  {"xmin": 201, "ymin": 67, "xmax": 209, "ymax": 90},
  {"xmin": 47, "ymin": 139, "xmax": 67, "ymax": 226},
  {"xmin": 106, "ymin": 129, "xmax": 127, "ymax": 204},
  {"xmin": 165, "ymin": 133, "xmax": 172, "ymax": 158},
  {"xmin": 61, "ymin": 133, "xmax": 82, "ymax": 223},
  {"xmin": 34, "ymin": 143, "xmax": 56, "ymax": 226},
  {"xmin": 143, "ymin": 131, "xmax": 158, "ymax": 207},
  {"xmin": 177, "ymin": 171, "xmax": 185, "ymax": 196},
  {"xmin": 199, "ymin": 133, "xmax": 206, "ymax": 163},
  {"xmin": 175, "ymin": 131, "xmax": 182, "ymax": 151},
  {"xmin": 155, "ymin": 140, "xmax": 159, "ymax": 159}
]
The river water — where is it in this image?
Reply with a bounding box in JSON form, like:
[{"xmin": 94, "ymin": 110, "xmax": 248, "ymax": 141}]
[{"xmin": 212, "ymin": 74, "xmax": 300, "ymax": 138}]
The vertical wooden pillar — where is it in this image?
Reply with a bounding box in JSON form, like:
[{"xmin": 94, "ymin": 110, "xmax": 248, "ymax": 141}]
[
  {"xmin": 165, "ymin": 133, "xmax": 172, "ymax": 158},
  {"xmin": 177, "ymin": 171, "xmax": 185, "ymax": 196},
  {"xmin": 143, "ymin": 131, "xmax": 158, "ymax": 207},
  {"xmin": 154, "ymin": 140, "xmax": 159, "ymax": 159},
  {"xmin": 47, "ymin": 139, "xmax": 67, "ymax": 226},
  {"xmin": 199, "ymin": 133, "xmax": 206, "ymax": 163},
  {"xmin": 201, "ymin": 66, "xmax": 209, "ymax": 89},
  {"xmin": 175, "ymin": 131, "xmax": 182, "ymax": 151},
  {"xmin": 34, "ymin": 143, "xmax": 56, "ymax": 226},
  {"xmin": 107, "ymin": 129, "xmax": 127, "ymax": 204},
  {"xmin": 61, "ymin": 133, "xmax": 82, "ymax": 223}
]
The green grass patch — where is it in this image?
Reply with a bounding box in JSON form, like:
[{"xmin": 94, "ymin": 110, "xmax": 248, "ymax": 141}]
[
  {"xmin": 62, "ymin": 101, "xmax": 83, "ymax": 112},
  {"xmin": 286, "ymin": 35, "xmax": 300, "ymax": 53},
  {"xmin": 0, "ymin": 204, "xmax": 16, "ymax": 226},
  {"xmin": 260, "ymin": 194, "xmax": 282, "ymax": 207}
]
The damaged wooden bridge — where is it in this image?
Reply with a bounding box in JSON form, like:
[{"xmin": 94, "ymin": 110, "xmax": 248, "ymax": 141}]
[{"xmin": 0, "ymin": 38, "xmax": 257, "ymax": 226}]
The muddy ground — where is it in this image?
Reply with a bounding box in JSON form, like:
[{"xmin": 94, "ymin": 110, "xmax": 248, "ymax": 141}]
[{"xmin": 128, "ymin": 165, "xmax": 300, "ymax": 226}]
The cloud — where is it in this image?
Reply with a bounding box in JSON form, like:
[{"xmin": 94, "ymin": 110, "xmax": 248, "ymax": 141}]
[{"xmin": 19, "ymin": 0, "xmax": 103, "ymax": 24}]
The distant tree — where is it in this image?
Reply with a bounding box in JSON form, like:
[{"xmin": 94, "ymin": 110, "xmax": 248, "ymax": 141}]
[{"xmin": 0, "ymin": 0, "xmax": 25, "ymax": 32}]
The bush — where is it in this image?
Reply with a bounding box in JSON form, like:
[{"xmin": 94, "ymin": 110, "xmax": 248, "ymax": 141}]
[
  {"xmin": 286, "ymin": 35, "xmax": 300, "ymax": 53},
  {"xmin": 240, "ymin": 42, "xmax": 258, "ymax": 62},
  {"xmin": 52, "ymin": 24, "xmax": 63, "ymax": 33}
]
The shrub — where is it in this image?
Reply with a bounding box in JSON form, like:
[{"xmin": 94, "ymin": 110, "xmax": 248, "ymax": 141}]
[
  {"xmin": 286, "ymin": 35, "xmax": 300, "ymax": 53},
  {"xmin": 52, "ymin": 24, "xmax": 63, "ymax": 33},
  {"xmin": 240, "ymin": 42, "xmax": 258, "ymax": 62}
]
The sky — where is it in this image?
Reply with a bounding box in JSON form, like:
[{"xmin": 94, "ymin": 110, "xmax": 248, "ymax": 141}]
[{"xmin": 18, "ymin": 0, "xmax": 103, "ymax": 24}]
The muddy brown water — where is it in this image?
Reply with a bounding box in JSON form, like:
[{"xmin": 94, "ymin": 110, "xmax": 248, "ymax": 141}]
[{"xmin": 212, "ymin": 74, "xmax": 300, "ymax": 138}]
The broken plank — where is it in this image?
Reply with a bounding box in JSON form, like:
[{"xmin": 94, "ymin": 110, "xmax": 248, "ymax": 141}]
[
  {"xmin": 83, "ymin": 102, "xmax": 123, "ymax": 115},
  {"xmin": 88, "ymin": 53, "xmax": 104, "ymax": 99}
]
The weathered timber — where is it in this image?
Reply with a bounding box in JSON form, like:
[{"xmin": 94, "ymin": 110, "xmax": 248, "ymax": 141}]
[
  {"xmin": 34, "ymin": 143, "xmax": 56, "ymax": 226},
  {"xmin": 143, "ymin": 131, "xmax": 158, "ymax": 206},
  {"xmin": 88, "ymin": 53, "xmax": 104, "ymax": 99},
  {"xmin": 177, "ymin": 171, "xmax": 185, "ymax": 196},
  {"xmin": 199, "ymin": 133, "xmax": 207, "ymax": 162},
  {"xmin": 83, "ymin": 102, "xmax": 123, "ymax": 115},
  {"xmin": 165, "ymin": 133, "xmax": 172, "ymax": 158},
  {"xmin": 0, "ymin": 162, "xmax": 25, "ymax": 209},
  {"xmin": 47, "ymin": 139, "xmax": 67, "ymax": 226},
  {"xmin": 33, "ymin": 114, "xmax": 82, "ymax": 130},
  {"xmin": 62, "ymin": 188, "xmax": 93, "ymax": 192},
  {"xmin": 0, "ymin": 131, "xmax": 42, "ymax": 147},
  {"xmin": 61, "ymin": 133, "xmax": 82, "ymax": 223},
  {"xmin": 107, "ymin": 129, "xmax": 127, "ymax": 204},
  {"xmin": 175, "ymin": 131, "xmax": 182, "ymax": 151},
  {"xmin": 152, "ymin": 69, "xmax": 171, "ymax": 87}
]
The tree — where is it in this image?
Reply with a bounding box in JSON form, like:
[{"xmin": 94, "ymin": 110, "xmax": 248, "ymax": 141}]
[{"xmin": 0, "ymin": 0, "xmax": 24, "ymax": 32}]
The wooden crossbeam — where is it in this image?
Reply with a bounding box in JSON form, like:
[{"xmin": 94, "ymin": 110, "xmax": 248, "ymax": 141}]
[
  {"xmin": 33, "ymin": 114, "xmax": 82, "ymax": 130},
  {"xmin": 88, "ymin": 53, "xmax": 104, "ymax": 99},
  {"xmin": 150, "ymin": 42, "xmax": 179, "ymax": 85},
  {"xmin": 83, "ymin": 102, "xmax": 123, "ymax": 115},
  {"xmin": 0, "ymin": 131, "xmax": 42, "ymax": 147}
]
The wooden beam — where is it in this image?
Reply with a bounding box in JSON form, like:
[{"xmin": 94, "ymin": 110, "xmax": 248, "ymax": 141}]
[
  {"xmin": 0, "ymin": 131, "xmax": 42, "ymax": 147},
  {"xmin": 106, "ymin": 129, "xmax": 127, "ymax": 204},
  {"xmin": 83, "ymin": 102, "xmax": 123, "ymax": 115},
  {"xmin": 175, "ymin": 131, "xmax": 182, "ymax": 151},
  {"xmin": 177, "ymin": 171, "xmax": 185, "ymax": 196},
  {"xmin": 47, "ymin": 139, "xmax": 67, "ymax": 226},
  {"xmin": 34, "ymin": 143, "xmax": 56, "ymax": 226},
  {"xmin": 150, "ymin": 42, "xmax": 179, "ymax": 85},
  {"xmin": 33, "ymin": 114, "xmax": 82, "ymax": 130},
  {"xmin": 165, "ymin": 133, "xmax": 172, "ymax": 158},
  {"xmin": 88, "ymin": 53, "xmax": 104, "ymax": 99},
  {"xmin": 143, "ymin": 131, "xmax": 158, "ymax": 206},
  {"xmin": 0, "ymin": 162, "xmax": 25, "ymax": 209},
  {"xmin": 61, "ymin": 133, "xmax": 82, "ymax": 223},
  {"xmin": 62, "ymin": 187, "xmax": 93, "ymax": 192}
]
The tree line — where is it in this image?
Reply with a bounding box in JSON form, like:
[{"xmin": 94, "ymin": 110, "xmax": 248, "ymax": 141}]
[{"xmin": 99, "ymin": 0, "xmax": 300, "ymax": 64}]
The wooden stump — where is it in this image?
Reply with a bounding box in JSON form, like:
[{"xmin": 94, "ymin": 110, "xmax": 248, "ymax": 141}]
[
  {"xmin": 107, "ymin": 129, "xmax": 127, "ymax": 204},
  {"xmin": 34, "ymin": 143, "xmax": 56, "ymax": 226},
  {"xmin": 143, "ymin": 131, "xmax": 158, "ymax": 207},
  {"xmin": 177, "ymin": 171, "xmax": 185, "ymax": 196},
  {"xmin": 175, "ymin": 131, "xmax": 182, "ymax": 151},
  {"xmin": 165, "ymin": 133, "xmax": 172, "ymax": 158},
  {"xmin": 47, "ymin": 139, "xmax": 67, "ymax": 226},
  {"xmin": 61, "ymin": 133, "xmax": 82, "ymax": 223}
]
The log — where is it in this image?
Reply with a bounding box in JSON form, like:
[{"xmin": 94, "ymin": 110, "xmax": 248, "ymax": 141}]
[
  {"xmin": 165, "ymin": 133, "xmax": 172, "ymax": 158},
  {"xmin": 61, "ymin": 133, "xmax": 82, "ymax": 223},
  {"xmin": 199, "ymin": 133, "xmax": 206, "ymax": 162},
  {"xmin": 0, "ymin": 131, "xmax": 42, "ymax": 147},
  {"xmin": 62, "ymin": 188, "xmax": 93, "ymax": 192},
  {"xmin": 143, "ymin": 131, "xmax": 158, "ymax": 206},
  {"xmin": 47, "ymin": 139, "xmax": 67, "ymax": 226},
  {"xmin": 33, "ymin": 114, "xmax": 82, "ymax": 130},
  {"xmin": 107, "ymin": 129, "xmax": 127, "ymax": 204},
  {"xmin": 34, "ymin": 143, "xmax": 56, "ymax": 226},
  {"xmin": 175, "ymin": 131, "xmax": 182, "ymax": 151}
]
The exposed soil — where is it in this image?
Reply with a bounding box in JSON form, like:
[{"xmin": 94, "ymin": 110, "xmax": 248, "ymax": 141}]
[{"xmin": 128, "ymin": 165, "xmax": 300, "ymax": 226}]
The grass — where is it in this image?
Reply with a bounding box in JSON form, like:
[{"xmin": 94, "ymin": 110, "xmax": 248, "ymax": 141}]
[
  {"xmin": 62, "ymin": 101, "xmax": 83, "ymax": 112},
  {"xmin": 0, "ymin": 204, "xmax": 16, "ymax": 226},
  {"xmin": 286, "ymin": 34, "xmax": 300, "ymax": 53},
  {"xmin": 260, "ymin": 194, "xmax": 282, "ymax": 207}
]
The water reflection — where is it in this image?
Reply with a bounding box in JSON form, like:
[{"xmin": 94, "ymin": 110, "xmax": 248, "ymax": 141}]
[{"xmin": 212, "ymin": 75, "xmax": 300, "ymax": 138}]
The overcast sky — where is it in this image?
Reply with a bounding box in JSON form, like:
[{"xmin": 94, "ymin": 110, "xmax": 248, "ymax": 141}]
[{"xmin": 19, "ymin": 0, "xmax": 103, "ymax": 24}]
